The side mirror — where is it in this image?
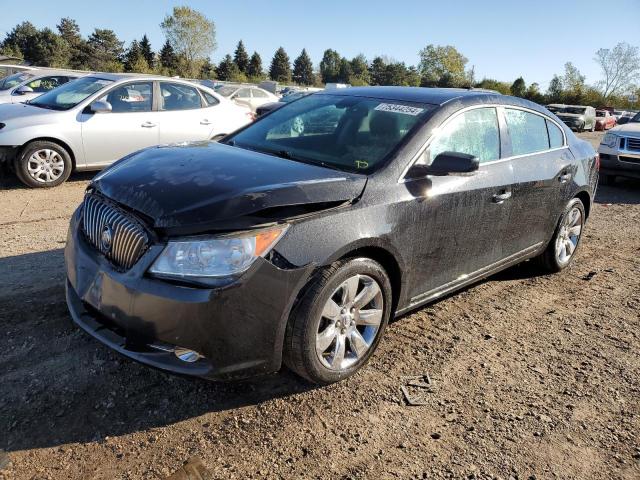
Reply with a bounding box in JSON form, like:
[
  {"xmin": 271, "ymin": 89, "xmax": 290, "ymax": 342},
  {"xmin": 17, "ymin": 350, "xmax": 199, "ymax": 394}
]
[
  {"xmin": 90, "ymin": 100, "xmax": 112, "ymax": 113},
  {"xmin": 15, "ymin": 85, "xmax": 34, "ymax": 95},
  {"xmin": 406, "ymin": 151, "xmax": 479, "ymax": 178}
]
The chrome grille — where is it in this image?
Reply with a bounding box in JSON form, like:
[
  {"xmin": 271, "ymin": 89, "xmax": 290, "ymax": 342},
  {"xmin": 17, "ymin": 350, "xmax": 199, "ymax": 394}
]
[
  {"xmin": 81, "ymin": 194, "xmax": 149, "ymax": 270},
  {"xmin": 626, "ymin": 137, "xmax": 640, "ymax": 152}
]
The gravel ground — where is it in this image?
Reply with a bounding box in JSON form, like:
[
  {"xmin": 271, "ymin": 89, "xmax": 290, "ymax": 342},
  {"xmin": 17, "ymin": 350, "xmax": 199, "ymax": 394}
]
[{"xmin": 0, "ymin": 132, "xmax": 639, "ymax": 480}]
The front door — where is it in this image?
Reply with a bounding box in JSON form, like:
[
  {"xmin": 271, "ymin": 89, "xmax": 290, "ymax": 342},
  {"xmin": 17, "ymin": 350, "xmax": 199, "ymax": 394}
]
[
  {"xmin": 401, "ymin": 106, "xmax": 515, "ymax": 300},
  {"xmin": 80, "ymin": 81, "xmax": 159, "ymax": 167}
]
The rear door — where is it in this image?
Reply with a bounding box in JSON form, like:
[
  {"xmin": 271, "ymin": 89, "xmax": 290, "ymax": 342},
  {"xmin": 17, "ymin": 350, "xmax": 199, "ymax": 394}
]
[
  {"xmin": 157, "ymin": 81, "xmax": 214, "ymax": 143},
  {"xmin": 502, "ymin": 107, "xmax": 573, "ymax": 255},
  {"xmin": 80, "ymin": 80, "xmax": 158, "ymax": 167}
]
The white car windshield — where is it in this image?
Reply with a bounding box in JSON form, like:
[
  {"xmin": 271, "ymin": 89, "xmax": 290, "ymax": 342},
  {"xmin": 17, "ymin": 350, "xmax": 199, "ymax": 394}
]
[
  {"xmin": 0, "ymin": 72, "xmax": 34, "ymax": 91},
  {"xmin": 29, "ymin": 77, "xmax": 114, "ymax": 111}
]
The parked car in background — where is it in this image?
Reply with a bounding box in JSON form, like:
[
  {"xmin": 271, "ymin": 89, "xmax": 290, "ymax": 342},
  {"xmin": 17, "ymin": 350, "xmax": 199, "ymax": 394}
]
[
  {"xmin": 0, "ymin": 70, "xmax": 85, "ymax": 104},
  {"xmin": 0, "ymin": 64, "xmax": 37, "ymax": 79},
  {"xmin": 547, "ymin": 104, "xmax": 596, "ymax": 132},
  {"xmin": 598, "ymin": 111, "xmax": 640, "ymax": 183},
  {"xmin": 256, "ymin": 91, "xmax": 314, "ymax": 116},
  {"xmin": 0, "ymin": 73, "xmax": 254, "ymax": 187},
  {"xmin": 65, "ymin": 87, "xmax": 598, "ymax": 385},
  {"xmin": 595, "ymin": 109, "xmax": 616, "ymax": 131},
  {"xmin": 617, "ymin": 111, "xmax": 638, "ymax": 125},
  {"xmin": 216, "ymin": 85, "xmax": 279, "ymax": 112}
]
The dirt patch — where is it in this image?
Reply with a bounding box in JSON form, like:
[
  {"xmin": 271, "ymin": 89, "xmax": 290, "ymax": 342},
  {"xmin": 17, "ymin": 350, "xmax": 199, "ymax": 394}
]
[{"xmin": 1, "ymin": 132, "xmax": 639, "ymax": 479}]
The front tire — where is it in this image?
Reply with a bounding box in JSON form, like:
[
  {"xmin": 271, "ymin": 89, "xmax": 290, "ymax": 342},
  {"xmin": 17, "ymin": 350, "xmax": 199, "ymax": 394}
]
[
  {"xmin": 537, "ymin": 198, "xmax": 585, "ymax": 273},
  {"xmin": 15, "ymin": 141, "xmax": 72, "ymax": 188},
  {"xmin": 284, "ymin": 258, "xmax": 392, "ymax": 385}
]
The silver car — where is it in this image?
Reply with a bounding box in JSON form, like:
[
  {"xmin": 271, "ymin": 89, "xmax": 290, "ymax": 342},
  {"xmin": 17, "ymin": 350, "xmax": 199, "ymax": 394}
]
[
  {"xmin": 0, "ymin": 69, "xmax": 85, "ymax": 105},
  {"xmin": 0, "ymin": 73, "xmax": 254, "ymax": 187},
  {"xmin": 215, "ymin": 85, "xmax": 279, "ymax": 112}
]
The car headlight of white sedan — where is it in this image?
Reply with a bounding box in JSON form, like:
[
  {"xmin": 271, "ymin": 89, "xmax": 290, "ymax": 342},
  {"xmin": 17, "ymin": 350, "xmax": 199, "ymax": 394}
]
[{"xmin": 149, "ymin": 226, "xmax": 288, "ymax": 280}]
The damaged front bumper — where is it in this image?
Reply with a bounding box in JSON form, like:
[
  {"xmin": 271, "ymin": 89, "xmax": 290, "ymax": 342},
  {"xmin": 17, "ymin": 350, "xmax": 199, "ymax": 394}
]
[{"xmin": 64, "ymin": 207, "xmax": 314, "ymax": 381}]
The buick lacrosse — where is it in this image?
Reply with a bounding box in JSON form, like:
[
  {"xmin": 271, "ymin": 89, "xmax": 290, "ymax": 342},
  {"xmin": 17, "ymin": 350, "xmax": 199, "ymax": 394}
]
[{"xmin": 65, "ymin": 87, "xmax": 598, "ymax": 384}]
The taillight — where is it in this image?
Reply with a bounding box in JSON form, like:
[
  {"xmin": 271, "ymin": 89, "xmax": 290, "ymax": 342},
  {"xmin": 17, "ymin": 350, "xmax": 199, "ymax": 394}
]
[{"xmin": 594, "ymin": 153, "xmax": 600, "ymax": 171}]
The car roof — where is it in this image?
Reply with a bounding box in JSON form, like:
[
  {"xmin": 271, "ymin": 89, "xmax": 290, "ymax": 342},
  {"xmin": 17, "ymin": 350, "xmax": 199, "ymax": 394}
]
[{"xmin": 316, "ymin": 86, "xmax": 502, "ymax": 106}]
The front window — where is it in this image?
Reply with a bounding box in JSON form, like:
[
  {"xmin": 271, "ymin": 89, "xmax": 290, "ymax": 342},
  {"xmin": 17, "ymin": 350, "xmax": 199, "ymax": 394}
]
[
  {"xmin": 226, "ymin": 94, "xmax": 433, "ymax": 173},
  {"xmin": 23, "ymin": 76, "xmax": 70, "ymax": 93},
  {"xmin": 427, "ymin": 107, "xmax": 500, "ymax": 164},
  {"xmin": 29, "ymin": 77, "xmax": 114, "ymax": 111},
  {"xmin": 0, "ymin": 72, "xmax": 34, "ymax": 90}
]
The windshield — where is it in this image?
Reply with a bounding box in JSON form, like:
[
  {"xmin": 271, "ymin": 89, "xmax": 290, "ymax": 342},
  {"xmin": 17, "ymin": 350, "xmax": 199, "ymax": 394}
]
[
  {"xmin": 226, "ymin": 94, "xmax": 434, "ymax": 174},
  {"xmin": 596, "ymin": 111, "xmax": 606, "ymax": 117},
  {"xmin": 0, "ymin": 72, "xmax": 34, "ymax": 91},
  {"xmin": 282, "ymin": 92, "xmax": 309, "ymax": 103},
  {"xmin": 216, "ymin": 86, "xmax": 237, "ymax": 97},
  {"xmin": 29, "ymin": 77, "xmax": 113, "ymax": 111}
]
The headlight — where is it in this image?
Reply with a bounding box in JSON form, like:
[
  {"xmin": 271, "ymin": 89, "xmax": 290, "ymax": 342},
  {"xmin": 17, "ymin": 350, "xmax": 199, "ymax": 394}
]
[
  {"xmin": 149, "ymin": 225, "xmax": 288, "ymax": 280},
  {"xmin": 601, "ymin": 133, "xmax": 618, "ymax": 148}
]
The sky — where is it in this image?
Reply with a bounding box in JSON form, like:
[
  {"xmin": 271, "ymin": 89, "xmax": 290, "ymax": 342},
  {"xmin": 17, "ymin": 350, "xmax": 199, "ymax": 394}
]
[{"xmin": 1, "ymin": 0, "xmax": 639, "ymax": 89}]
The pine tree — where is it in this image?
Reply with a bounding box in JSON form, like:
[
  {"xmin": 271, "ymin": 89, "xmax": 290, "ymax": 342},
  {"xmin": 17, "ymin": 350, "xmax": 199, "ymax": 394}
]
[
  {"xmin": 233, "ymin": 40, "xmax": 249, "ymax": 73},
  {"xmin": 269, "ymin": 47, "xmax": 291, "ymax": 82},
  {"xmin": 216, "ymin": 54, "xmax": 240, "ymax": 81},
  {"xmin": 293, "ymin": 49, "xmax": 314, "ymax": 85},
  {"xmin": 247, "ymin": 51, "xmax": 263, "ymax": 80},
  {"xmin": 319, "ymin": 49, "xmax": 341, "ymax": 84},
  {"xmin": 124, "ymin": 39, "xmax": 141, "ymax": 71},
  {"xmin": 510, "ymin": 77, "xmax": 526, "ymax": 97},
  {"xmin": 159, "ymin": 39, "xmax": 178, "ymax": 73},
  {"xmin": 139, "ymin": 34, "xmax": 154, "ymax": 69}
]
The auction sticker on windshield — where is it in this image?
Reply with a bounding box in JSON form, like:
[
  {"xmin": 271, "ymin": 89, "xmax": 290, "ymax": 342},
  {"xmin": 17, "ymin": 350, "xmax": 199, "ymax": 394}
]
[{"xmin": 374, "ymin": 103, "xmax": 424, "ymax": 116}]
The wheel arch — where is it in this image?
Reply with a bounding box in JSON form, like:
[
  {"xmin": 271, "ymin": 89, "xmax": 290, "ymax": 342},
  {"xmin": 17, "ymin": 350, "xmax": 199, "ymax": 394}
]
[
  {"xmin": 573, "ymin": 189, "xmax": 592, "ymax": 219},
  {"xmin": 20, "ymin": 137, "xmax": 77, "ymax": 169}
]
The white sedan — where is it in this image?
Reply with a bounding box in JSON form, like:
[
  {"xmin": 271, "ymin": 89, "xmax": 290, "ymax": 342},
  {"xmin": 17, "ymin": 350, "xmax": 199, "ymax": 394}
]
[
  {"xmin": 0, "ymin": 69, "xmax": 85, "ymax": 104},
  {"xmin": 215, "ymin": 85, "xmax": 279, "ymax": 112}
]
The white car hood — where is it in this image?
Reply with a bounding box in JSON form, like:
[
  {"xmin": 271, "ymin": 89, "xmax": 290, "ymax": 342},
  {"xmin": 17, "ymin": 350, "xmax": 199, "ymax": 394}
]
[{"xmin": 0, "ymin": 102, "xmax": 66, "ymax": 127}]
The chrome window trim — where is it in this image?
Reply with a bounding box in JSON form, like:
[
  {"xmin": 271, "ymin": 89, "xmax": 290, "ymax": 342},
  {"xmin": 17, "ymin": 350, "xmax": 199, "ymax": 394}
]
[{"xmin": 398, "ymin": 103, "xmax": 568, "ymax": 183}]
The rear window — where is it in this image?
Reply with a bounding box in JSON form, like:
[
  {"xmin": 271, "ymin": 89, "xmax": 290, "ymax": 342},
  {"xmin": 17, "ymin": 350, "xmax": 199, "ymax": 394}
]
[{"xmin": 505, "ymin": 109, "xmax": 549, "ymax": 155}]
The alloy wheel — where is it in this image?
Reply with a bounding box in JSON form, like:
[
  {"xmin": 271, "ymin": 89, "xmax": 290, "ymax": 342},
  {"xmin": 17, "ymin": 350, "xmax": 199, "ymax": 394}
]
[
  {"xmin": 27, "ymin": 149, "xmax": 65, "ymax": 184},
  {"xmin": 555, "ymin": 206, "xmax": 583, "ymax": 265},
  {"xmin": 315, "ymin": 274, "xmax": 384, "ymax": 371}
]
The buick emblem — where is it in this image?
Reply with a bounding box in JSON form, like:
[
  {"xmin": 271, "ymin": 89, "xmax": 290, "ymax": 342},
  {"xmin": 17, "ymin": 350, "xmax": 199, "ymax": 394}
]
[{"xmin": 101, "ymin": 225, "xmax": 113, "ymax": 252}]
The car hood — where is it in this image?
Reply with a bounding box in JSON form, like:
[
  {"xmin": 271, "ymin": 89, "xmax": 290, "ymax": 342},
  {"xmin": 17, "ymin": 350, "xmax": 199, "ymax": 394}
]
[
  {"xmin": 91, "ymin": 142, "xmax": 367, "ymax": 235},
  {"xmin": 0, "ymin": 102, "xmax": 64, "ymax": 125},
  {"xmin": 611, "ymin": 123, "xmax": 640, "ymax": 135}
]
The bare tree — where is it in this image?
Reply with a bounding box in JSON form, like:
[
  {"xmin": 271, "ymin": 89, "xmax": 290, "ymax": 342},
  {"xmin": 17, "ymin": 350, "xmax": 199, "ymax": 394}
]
[{"xmin": 594, "ymin": 42, "xmax": 640, "ymax": 99}]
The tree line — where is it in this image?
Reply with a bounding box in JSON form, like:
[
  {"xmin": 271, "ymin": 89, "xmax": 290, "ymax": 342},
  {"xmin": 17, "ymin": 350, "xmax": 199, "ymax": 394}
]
[{"xmin": 1, "ymin": 6, "xmax": 638, "ymax": 108}]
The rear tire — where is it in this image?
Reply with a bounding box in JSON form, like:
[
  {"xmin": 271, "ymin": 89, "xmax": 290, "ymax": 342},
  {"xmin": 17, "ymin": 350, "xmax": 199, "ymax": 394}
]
[
  {"xmin": 15, "ymin": 140, "xmax": 72, "ymax": 188},
  {"xmin": 536, "ymin": 198, "xmax": 585, "ymax": 273},
  {"xmin": 284, "ymin": 258, "xmax": 392, "ymax": 385}
]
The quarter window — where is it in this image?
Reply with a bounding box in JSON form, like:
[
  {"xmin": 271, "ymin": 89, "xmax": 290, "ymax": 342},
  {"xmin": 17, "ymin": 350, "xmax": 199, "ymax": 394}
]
[
  {"xmin": 160, "ymin": 82, "xmax": 203, "ymax": 111},
  {"xmin": 201, "ymin": 90, "xmax": 219, "ymax": 106},
  {"xmin": 428, "ymin": 107, "xmax": 500, "ymax": 164},
  {"xmin": 100, "ymin": 82, "xmax": 153, "ymax": 113},
  {"xmin": 546, "ymin": 120, "xmax": 564, "ymax": 148},
  {"xmin": 505, "ymin": 109, "xmax": 549, "ymax": 155}
]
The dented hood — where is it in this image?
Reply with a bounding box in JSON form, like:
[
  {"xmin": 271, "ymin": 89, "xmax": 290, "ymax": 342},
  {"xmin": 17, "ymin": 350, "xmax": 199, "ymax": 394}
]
[{"xmin": 91, "ymin": 142, "xmax": 367, "ymax": 234}]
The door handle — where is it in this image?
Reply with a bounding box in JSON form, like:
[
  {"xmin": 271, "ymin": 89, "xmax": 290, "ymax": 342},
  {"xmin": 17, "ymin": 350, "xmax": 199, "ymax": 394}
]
[
  {"xmin": 200, "ymin": 119, "xmax": 213, "ymax": 125},
  {"xmin": 141, "ymin": 122, "xmax": 157, "ymax": 128},
  {"xmin": 492, "ymin": 190, "xmax": 512, "ymax": 204},
  {"xmin": 559, "ymin": 172, "xmax": 572, "ymax": 183}
]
